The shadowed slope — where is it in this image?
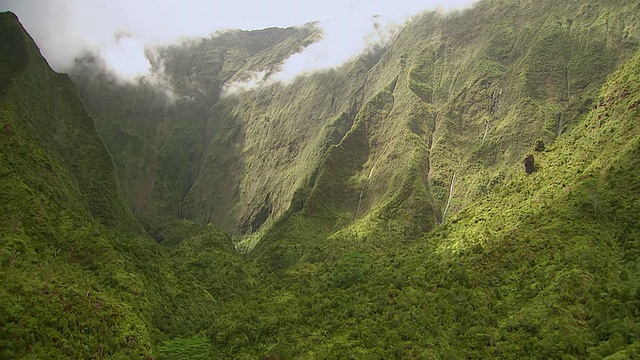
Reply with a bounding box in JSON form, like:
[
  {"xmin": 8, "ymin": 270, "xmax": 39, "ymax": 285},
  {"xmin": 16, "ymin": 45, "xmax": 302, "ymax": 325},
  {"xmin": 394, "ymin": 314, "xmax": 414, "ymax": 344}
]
[{"xmin": 0, "ymin": 13, "xmax": 246, "ymax": 358}]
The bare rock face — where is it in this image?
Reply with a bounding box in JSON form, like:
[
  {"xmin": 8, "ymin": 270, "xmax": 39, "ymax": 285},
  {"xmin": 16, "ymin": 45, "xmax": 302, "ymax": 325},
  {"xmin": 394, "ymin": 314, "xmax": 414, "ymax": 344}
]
[{"xmin": 524, "ymin": 154, "xmax": 535, "ymax": 174}]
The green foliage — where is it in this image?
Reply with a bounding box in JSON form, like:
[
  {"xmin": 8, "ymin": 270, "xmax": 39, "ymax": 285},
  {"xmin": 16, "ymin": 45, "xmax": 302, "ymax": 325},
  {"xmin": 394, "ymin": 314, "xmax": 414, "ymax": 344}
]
[
  {"xmin": 0, "ymin": 15, "xmax": 227, "ymax": 358},
  {"xmin": 156, "ymin": 335, "xmax": 213, "ymax": 360},
  {"xmin": 0, "ymin": 12, "xmax": 27, "ymax": 96},
  {"xmin": 71, "ymin": 0, "xmax": 640, "ymax": 246},
  {"xmin": 331, "ymin": 252, "xmax": 371, "ymax": 288},
  {"xmin": 3, "ymin": 1, "xmax": 640, "ymax": 359}
]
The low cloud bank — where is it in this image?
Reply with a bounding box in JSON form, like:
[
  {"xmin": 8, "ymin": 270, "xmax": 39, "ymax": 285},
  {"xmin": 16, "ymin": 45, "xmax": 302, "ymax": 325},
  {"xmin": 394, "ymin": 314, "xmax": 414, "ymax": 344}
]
[{"xmin": 2, "ymin": 0, "xmax": 477, "ymax": 87}]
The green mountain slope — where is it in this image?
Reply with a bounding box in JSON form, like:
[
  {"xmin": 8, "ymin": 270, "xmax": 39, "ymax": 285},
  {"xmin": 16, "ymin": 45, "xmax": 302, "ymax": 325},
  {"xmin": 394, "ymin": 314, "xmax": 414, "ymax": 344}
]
[
  {"xmin": 71, "ymin": 24, "xmax": 320, "ymax": 229},
  {"xmin": 1, "ymin": 0, "xmax": 640, "ymax": 358},
  {"xmin": 71, "ymin": 0, "xmax": 640, "ymax": 253},
  {"xmin": 0, "ymin": 12, "xmax": 248, "ymax": 358},
  {"xmin": 181, "ymin": 40, "xmax": 640, "ymax": 360},
  {"xmin": 152, "ymin": 43, "xmax": 640, "ymax": 359},
  {"xmin": 248, "ymin": 0, "xmax": 640, "ymax": 265},
  {"xmin": 0, "ymin": 12, "xmax": 154, "ymax": 357}
]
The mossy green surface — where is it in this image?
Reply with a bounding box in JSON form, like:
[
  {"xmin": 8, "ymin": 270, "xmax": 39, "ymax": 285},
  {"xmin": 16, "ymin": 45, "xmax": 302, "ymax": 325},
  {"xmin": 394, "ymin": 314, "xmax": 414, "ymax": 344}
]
[
  {"xmin": 68, "ymin": 0, "xmax": 639, "ymax": 249},
  {"xmin": 0, "ymin": 12, "xmax": 236, "ymax": 358},
  {"xmin": 2, "ymin": 0, "xmax": 640, "ymax": 358}
]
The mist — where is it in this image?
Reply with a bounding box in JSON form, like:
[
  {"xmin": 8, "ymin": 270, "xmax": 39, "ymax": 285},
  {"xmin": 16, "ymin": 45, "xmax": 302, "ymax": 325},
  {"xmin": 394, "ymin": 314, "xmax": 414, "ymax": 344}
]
[
  {"xmin": 272, "ymin": 14, "xmax": 399, "ymax": 83},
  {"xmin": 1, "ymin": 0, "xmax": 477, "ymax": 83}
]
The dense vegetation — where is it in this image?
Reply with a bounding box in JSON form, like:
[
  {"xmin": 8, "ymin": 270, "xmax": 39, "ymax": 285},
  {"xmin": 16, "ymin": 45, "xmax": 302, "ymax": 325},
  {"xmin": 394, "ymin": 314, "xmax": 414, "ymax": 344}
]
[{"xmin": 1, "ymin": 0, "xmax": 640, "ymax": 358}]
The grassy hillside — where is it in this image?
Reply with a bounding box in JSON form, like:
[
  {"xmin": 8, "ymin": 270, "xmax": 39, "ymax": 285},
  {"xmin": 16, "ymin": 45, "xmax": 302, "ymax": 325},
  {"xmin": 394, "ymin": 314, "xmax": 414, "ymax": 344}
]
[
  {"xmin": 185, "ymin": 42, "xmax": 640, "ymax": 360},
  {"xmin": 2, "ymin": 0, "xmax": 640, "ymax": 358},
  {"xmin": 70, "ymin": 0, "xmax": 640, "ymax": 253},
  {"xmin": 0, "ymin": 12, "xmax": 246, "ymax": 358},
  {"xmin": 71, "ymin": 25, "xmax": 320, "ymax": 227}
]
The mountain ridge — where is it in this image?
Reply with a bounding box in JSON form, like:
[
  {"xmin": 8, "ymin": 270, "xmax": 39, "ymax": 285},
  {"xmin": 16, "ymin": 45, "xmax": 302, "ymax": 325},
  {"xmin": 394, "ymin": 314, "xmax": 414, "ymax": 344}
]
[
  {"xmin": 1, "ymin": 1, "xmax": 640, "ymax": 357},
  {"xmin": 70, "ymin": 0, "xmax": 640, "ymax": 250}
]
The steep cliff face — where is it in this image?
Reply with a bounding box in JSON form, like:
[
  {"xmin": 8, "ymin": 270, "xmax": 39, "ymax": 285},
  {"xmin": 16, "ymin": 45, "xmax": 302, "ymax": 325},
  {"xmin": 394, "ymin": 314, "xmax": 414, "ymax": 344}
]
[
  {"xmin": 0, "ymin": 12, "xmax": 238, "ymax": 358},
  {"xmin": 3, "ymin": 0, "xmax": 640, "ymax": 357},
  {"xmin": 246, "ymin": 0, "xmax": 640, "ymax": 259},
  {"xmin": 71, "ymin": 0, "xmax": 640, "ymax": 249},
  {"xmin": 71, "ymin": 25, "xmax": 320, "ymax": 224},
  {"xmin": 178, "ymin": 58, "xmax": 372, "ymax": 235}
]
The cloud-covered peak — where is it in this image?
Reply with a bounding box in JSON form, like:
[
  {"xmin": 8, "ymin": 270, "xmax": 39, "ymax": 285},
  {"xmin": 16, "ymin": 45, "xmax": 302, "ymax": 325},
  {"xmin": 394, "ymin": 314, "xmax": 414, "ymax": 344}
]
[{"xmin": 1, "ymin": 0, "xmax": 477, "ymax": 82}]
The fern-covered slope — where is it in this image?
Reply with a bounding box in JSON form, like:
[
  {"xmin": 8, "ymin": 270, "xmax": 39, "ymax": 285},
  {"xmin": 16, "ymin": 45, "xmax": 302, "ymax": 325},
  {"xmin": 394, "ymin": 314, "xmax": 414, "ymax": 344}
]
[
  {"xmin": 71, "ymin": 0, "xmax": 640, "ymax": 251},
  {"xmin": 247, "ymin": 0, "xmax": 640, "ymax": 263},
  {"xmin": 2, "ymin": 0, "xmax": 640, "ymax": 358},
  {"xmin": 211, "ymin": 42, "xmax": 640, "ymax": 360},
  {"xmin": 0, "ymin": 12, "xmax": 246, "ymax": 358}
]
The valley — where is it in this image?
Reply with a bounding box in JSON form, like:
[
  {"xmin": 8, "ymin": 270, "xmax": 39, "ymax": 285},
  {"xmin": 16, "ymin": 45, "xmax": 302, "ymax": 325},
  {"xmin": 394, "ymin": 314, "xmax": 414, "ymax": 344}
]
[{"xmin": 1, "ymin": 0, "xmax": 640, "ymax": 358}]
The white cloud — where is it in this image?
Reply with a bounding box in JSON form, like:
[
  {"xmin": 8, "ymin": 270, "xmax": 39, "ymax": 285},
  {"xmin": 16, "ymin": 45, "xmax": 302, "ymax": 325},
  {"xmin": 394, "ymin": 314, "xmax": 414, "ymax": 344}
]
[
  {"xmin": 100, "ymin": 33, "xmax": 150, "ymax": 78},
  {"xmin": 1, "ymin": 0, "xmax": 477, "ymax": 82},
  {"xmin": 222, "ymin": 70, "xmax": 269, "ymax": 96},
  {"xmin": 272, "ymin": 14, "xmax": 400, "ymax": 83}
]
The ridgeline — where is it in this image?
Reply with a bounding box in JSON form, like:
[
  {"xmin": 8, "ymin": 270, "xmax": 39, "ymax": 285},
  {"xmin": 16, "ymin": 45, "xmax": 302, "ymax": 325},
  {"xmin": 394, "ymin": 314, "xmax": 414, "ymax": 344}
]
[{"xmin": 1, "ymin": 0, "xmax": 640, "ymax": 358}]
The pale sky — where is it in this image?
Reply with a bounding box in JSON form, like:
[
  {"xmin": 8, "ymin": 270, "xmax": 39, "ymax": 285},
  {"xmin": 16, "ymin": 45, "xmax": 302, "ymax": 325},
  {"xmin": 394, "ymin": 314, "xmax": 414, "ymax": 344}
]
[{"xmin": 1, "ymin": 0, "xmax": 477, "ymax": 81}]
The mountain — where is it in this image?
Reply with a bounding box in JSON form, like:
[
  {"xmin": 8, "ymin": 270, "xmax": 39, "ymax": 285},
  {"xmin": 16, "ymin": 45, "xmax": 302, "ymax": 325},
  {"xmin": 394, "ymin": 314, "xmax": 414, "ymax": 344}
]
[
  {"xmin": 0, "ymin": 12, "xmax": 246, "ymax": 358},
  {"xmin": 71, "ymin": 24, "xmax": 321, "ymax": 233},
  {"xmin": 1, "ymin": 0, "xmax": 640, "ymax": 357},
  {"xmin": 72, "ymin": 0, "xmax": 640, "ymax": 251}
]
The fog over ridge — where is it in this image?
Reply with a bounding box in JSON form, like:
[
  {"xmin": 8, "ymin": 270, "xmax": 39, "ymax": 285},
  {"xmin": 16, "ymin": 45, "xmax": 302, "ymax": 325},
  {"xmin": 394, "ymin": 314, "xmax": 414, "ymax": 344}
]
[{"xmin": 1, "ymin": 0, "xmax": 477, "ymax": 85}]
